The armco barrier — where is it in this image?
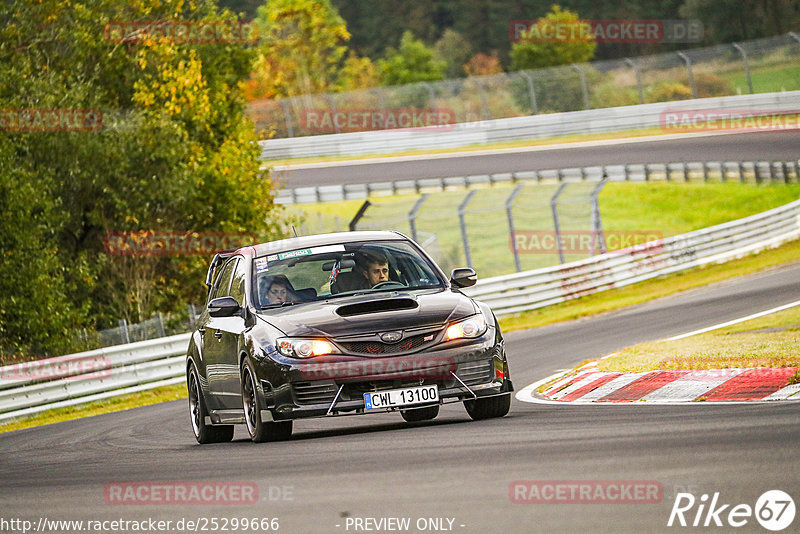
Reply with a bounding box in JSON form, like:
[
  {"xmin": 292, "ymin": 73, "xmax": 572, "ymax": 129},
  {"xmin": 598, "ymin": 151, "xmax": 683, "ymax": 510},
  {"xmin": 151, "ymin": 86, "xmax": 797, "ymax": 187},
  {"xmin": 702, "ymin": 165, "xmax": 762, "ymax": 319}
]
[
  {"xmin": 0, "ymin": 333, "xmax": 190, "ymax": 423},
  {"xmin": 1, "ymin": 199, "xmax": 799, "ymax": 422},
  {"xmin": 276, "ymin": 158, "xmax": 800, "ymax": 205},
  {"xmin": 463, "ymin": 198, "xmax": 800, "ymax": 315},
  {"xmin": 259, "ymin": 91, "xmax": 800, "ymax": 160}
]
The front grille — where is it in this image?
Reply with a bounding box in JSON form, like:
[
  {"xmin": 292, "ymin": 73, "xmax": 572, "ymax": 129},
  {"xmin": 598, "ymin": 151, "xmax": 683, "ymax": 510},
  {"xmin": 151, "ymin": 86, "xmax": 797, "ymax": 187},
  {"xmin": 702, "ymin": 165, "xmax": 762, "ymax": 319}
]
[
  {"xmin": 456, "ymin": 360, "xmax": 493, "ymax": 386},
  {"xmin": 338, "ymin": 333, "xmax": 434, "ymax": 355},
  {"xmin": 292, "ymin": 381, "xmax": 338, "ymax": 405}
]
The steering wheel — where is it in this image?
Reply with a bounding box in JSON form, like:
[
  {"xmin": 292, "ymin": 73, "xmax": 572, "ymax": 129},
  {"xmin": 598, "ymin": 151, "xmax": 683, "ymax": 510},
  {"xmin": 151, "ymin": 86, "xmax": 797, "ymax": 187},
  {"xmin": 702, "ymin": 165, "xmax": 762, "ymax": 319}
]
[{"xmin": 371, "ymin": 280, "xmax": 405, "ymax": 290}]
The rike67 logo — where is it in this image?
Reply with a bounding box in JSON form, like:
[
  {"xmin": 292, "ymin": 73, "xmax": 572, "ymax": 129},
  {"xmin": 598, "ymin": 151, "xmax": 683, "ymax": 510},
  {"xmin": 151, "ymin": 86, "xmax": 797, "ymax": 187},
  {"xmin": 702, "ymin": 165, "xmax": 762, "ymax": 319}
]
[{"xmin": 668, "ymin": 490, "xmax": 795, "ymax": 531}]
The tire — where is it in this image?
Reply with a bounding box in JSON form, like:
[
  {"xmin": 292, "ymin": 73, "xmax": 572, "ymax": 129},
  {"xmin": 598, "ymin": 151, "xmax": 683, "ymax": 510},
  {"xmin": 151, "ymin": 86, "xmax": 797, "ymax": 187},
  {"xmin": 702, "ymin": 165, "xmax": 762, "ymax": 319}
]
[
  {"xmin": 464, "ymin": 393, "xmax": 511, "ymax": 421},
  {"xmin": 401, "ymin": 404, "xmax": 440, "ymax": 422},
  {"xmin": 241, "ymin": 361, "xmax": 292, "ymax": 443},
  {"xmin": 188, "ymin": 365, "xmax": 234, "ymax": 444}
]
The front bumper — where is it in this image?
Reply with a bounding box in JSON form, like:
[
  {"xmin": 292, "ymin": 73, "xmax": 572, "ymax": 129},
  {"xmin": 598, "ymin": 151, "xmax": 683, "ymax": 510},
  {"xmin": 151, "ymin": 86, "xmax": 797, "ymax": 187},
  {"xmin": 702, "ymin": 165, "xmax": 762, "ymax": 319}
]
[{"xmin": 253, "ymin": 334, "xmax": 512, "ymax": 421}]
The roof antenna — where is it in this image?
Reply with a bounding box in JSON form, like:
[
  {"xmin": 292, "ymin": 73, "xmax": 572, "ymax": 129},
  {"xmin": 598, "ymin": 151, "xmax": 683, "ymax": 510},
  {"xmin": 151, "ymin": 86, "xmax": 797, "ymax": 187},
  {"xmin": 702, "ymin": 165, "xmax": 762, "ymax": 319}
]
[{"xmin": 291, "ymin": 225, "xmax": 299, "ymax": 238}]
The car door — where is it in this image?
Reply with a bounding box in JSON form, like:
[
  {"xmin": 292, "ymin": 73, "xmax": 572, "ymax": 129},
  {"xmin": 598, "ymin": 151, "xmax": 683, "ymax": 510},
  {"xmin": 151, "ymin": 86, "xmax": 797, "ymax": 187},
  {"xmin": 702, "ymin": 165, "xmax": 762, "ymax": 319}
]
[
  {"xmin": 203, "ymin": 257, "xmax": 238, "ymax": 409},
  {"xmin": 216, "ymin": 257, "xmax": 249, "ymax": 409}
]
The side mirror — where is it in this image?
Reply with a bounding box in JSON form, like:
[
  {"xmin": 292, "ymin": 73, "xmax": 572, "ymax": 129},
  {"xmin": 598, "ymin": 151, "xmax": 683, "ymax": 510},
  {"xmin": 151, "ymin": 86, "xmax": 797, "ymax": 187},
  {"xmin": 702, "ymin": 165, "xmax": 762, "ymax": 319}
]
[
  {"xmin": 208, "ymin": 296, "xmax": 241, "ymax": 317},
  {"xmin": 450, "ymin": 268, "xmax": 477, "ymax": 288}
]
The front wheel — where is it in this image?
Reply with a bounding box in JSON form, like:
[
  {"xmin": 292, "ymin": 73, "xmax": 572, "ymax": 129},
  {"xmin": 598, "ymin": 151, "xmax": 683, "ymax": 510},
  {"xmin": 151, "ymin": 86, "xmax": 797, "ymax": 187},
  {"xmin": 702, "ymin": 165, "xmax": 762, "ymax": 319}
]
[
  {"xmin": 188, "ymin": 365, "xmax": 233, "ymax": 444},
  {"xmin": 241, "ymin": 361, "xmax": 292, "ymax": 443},
  {"xmin": 401, "ymin": 404, "xmax": 439, "ymax": 422},
  {"xmin": 464, "ymin": 394, "xmax": 511, "ymax": 420}
]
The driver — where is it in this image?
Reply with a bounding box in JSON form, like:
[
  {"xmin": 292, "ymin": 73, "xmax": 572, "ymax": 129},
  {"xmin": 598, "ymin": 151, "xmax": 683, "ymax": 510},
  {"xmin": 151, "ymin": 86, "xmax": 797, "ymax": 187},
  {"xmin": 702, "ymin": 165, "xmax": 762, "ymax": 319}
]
[{"xmin": 356, "ymin": 250, "xmax": 390, "ymax": 287}]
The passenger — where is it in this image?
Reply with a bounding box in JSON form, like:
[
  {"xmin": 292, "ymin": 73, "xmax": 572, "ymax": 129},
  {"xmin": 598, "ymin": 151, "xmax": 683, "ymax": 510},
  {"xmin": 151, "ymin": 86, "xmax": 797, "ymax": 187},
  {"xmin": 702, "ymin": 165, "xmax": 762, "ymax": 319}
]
[{"xmin": 262, "ymin": 276, "xmax": 294, "ymax": 305}]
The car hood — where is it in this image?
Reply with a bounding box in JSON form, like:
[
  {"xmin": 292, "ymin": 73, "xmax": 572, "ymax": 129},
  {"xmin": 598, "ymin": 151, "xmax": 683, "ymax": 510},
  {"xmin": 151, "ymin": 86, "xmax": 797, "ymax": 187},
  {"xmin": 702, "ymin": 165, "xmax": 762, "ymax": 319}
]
[{"xmin": 256, "ymin": 289, "xmax": 477, "ymax": 338}]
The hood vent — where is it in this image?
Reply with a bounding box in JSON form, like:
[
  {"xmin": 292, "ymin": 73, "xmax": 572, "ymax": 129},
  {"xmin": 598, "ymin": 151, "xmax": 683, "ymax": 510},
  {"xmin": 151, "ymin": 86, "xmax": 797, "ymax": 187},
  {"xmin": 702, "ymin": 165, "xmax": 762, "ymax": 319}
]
[{"xmin": 336, "ymin": 298, "xmax": 418, "ymax": 317}]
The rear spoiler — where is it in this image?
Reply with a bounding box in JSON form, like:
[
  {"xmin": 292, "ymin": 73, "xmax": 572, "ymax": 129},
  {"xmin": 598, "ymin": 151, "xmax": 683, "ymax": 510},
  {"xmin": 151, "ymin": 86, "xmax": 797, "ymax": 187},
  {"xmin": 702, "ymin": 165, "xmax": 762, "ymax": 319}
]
[{"xmin": 204, "ymin": 249, "xmax": 239, "ymax": 288}]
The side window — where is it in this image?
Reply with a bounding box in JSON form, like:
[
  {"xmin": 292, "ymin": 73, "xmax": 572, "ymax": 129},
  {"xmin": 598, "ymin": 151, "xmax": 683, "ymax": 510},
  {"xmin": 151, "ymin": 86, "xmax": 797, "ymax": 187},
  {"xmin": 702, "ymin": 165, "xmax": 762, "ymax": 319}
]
[
  {"xmin": 210, "ymin": 258, "xmax": 237, "ymax": 301},
  {"xmin": 229, "ymin": 258, "xmax": 247, "ymax": 306}
]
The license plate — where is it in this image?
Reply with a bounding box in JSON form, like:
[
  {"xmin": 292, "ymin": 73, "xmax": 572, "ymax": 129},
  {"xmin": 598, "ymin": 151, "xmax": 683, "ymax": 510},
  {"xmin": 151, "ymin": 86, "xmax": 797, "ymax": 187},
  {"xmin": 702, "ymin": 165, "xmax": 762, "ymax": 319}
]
[{"xmin": 363, "ymin": 385, "xmax": 439, "ymax": 410}]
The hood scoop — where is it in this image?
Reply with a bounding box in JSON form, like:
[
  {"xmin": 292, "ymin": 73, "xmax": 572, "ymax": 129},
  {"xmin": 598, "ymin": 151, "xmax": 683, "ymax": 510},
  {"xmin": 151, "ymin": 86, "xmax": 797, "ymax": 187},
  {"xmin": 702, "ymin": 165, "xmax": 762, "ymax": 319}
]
[{"xmin": 336, "ymin": 298, "xmax": 418, "ymax": 317}]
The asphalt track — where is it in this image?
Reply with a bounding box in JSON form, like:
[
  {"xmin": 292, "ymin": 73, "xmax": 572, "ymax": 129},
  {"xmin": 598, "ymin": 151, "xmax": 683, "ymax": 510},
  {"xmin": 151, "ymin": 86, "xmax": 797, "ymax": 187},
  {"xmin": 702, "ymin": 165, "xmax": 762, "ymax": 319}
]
[
  {"xmin": 275, "ymin": 130, "xmax": 800, "ymax": 188},
  {"xmin": 2, "ymin": 262, "xmax": 799, "ymax": 534}
]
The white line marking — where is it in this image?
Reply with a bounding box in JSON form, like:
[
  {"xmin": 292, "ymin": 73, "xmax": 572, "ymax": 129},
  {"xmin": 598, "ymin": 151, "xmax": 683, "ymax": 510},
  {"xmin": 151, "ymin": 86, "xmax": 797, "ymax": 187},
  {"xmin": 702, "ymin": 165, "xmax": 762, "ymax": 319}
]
[{"xmin": 667, "ymin": 299, "xmax": 800, "ymax": 340}]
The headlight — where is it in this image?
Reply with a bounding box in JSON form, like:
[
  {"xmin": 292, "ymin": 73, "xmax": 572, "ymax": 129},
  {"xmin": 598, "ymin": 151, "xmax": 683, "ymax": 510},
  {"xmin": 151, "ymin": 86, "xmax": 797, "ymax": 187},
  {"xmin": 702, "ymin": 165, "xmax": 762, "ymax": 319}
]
[
  {"xmin": 276, "ymin": 338, "xmax": 337, "ymax": 358},
  {"xmin": 445, "ymin": 313, "xmax": 487, "ymax": 341}
]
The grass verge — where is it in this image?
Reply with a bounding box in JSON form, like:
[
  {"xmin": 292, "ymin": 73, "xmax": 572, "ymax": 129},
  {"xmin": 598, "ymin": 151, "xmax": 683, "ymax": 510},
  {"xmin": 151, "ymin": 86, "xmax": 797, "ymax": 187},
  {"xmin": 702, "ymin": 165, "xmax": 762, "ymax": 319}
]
[
  {"xmin": 597, "ymin": 306, "xmax": 800, "ymax": 373},
  {"xmin": 0, "ymin": 383, "xmax": 187, "ymax": 434}
]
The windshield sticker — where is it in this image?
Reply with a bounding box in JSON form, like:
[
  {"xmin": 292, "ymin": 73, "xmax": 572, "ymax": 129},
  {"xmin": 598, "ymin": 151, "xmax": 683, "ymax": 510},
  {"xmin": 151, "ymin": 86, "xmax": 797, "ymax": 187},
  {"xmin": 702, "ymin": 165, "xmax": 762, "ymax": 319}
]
[
  {"xmin": 277, "ymin": 248, "xmax": 311, "ymax": 260},
  {"xmin": 255, "ymin": 257, "xmax": 269, "ymax": 272},
  {"xmin": 267, "ymin": 254, "xmax": 278, "ymax": 261}
]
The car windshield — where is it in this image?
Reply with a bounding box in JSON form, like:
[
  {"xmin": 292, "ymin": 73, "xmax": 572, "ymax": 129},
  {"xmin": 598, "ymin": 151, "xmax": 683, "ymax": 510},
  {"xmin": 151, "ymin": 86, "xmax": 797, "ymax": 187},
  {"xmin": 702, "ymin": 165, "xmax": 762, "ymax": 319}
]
[{"xmin": 252, "ymin": 239, "xmax": 444, "ymax": 309}]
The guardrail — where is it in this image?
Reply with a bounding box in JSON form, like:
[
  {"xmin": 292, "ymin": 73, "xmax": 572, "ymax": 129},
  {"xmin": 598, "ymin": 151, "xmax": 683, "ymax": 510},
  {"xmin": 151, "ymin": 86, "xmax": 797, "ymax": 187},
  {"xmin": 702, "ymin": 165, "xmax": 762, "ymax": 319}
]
[
  {"xmin": 0, "ymin": 333, "xmax": 190, "ymax": 423},
  {"xmin": 463, "ymin": 198, "xmax": 800, "ymax": 315},
  {"xmin": 259, "ymin": 91, "xmax": 800, "ymax": 160},
  {"xmin": 1, "ymin": 198, "xmax": 799, "ymax": 423},
  {"xmin": 277, "ymin": 158, "xmax": 800, "ymax": 205}
]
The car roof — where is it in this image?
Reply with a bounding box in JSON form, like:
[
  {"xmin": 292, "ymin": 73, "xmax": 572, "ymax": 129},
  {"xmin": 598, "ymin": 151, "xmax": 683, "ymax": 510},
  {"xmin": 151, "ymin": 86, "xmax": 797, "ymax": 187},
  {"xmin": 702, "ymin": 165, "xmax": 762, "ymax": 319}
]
[{"xmin": 247, "ymin": 231, "xmax": 408, "ymax": 257}]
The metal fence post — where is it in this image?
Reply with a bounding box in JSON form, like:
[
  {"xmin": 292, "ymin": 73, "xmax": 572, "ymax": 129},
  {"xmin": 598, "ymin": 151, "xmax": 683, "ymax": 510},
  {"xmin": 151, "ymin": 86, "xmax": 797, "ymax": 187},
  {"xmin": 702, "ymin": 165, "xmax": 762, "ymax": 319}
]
[
  {"xmin": 156, "ymin": 313, "xmax": 166, "ymax": 338},
  {"xmin": 505, "ymin": 184, "xmax": 525, "ymax": 272},
  {"xmin": 278, "ymin": 99, "xmax": 294, "ymax": 138},
  {"xmin": 323, "ymin": 94, "xmax": 339, "ymax": 134},
  {"xmin": 550, "ymin": 183, "xmax": 569, "ymax": 264},
  {"xmin": 421, "ymin": 82, "xmax": 436, "ymax": 110},
  {"xmin": 571, "ymin": 64, "xmax": 590, "ymax": 109},
  {"xmin": 475, "ymin": 79, "xmax": 491, "ymax": 120},
  {"xmin": 519, "ymin": 71, "xmax": 538, "ymax": 114},
  {"xmin": 677, "ymin": 52, "xmax": 696, "ymax": 99},
  {"xmin": 349, "ymin": 200, "xmax": 372, "ymax": 231},
  {"xmin": 119, "ymin": 319, "xmax": 130, "ymax": 345},
  {"xmin": 458, "ymin": 190, "xmax": 477, "ymax": 269},
  {"xmin": 732, "ymin": 43, "xmax": 753, "ymax": 94},
  {"xmin": 624, "ymin": 58, "xmax": 644, "ymax": 105},
  {"xmin": 590, "ymin": 178, "xmax": 609, "ymax": 255},
  {"xmin": 408, "ymin": 194, "xmax": 429, "ymax": 242}
]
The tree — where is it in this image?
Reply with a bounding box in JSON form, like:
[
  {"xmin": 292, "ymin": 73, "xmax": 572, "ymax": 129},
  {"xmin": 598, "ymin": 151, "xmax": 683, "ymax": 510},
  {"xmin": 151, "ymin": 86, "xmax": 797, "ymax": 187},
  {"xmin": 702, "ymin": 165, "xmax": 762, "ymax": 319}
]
[
  {"xmin": 680, "ymin": 0, "xmax": 800, "ymax": 43},
  {"xmin": 252, "ymin": 0, "xmax": 350, "ymax": 97},
  {"xmin": 510, "ymin": 5, "xmax": 597, "ymax": 71},
  {"xmin": 434, "ymin": 29, "xmax": 474, "ymax": 78},
  {"xmin": 377, "ymin": 31, "xmax": 447, "ymax": 86},
  {"xmin": 464, "ymin": 52, "xmax": 503, "ymax": 76},
  {"xmin": 0, "ymin": 0, "xmax": 284, "ymax": 355},
  {"xmin": 335, "ymin": 51, "xmax": 380, "ymax": 91}
]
